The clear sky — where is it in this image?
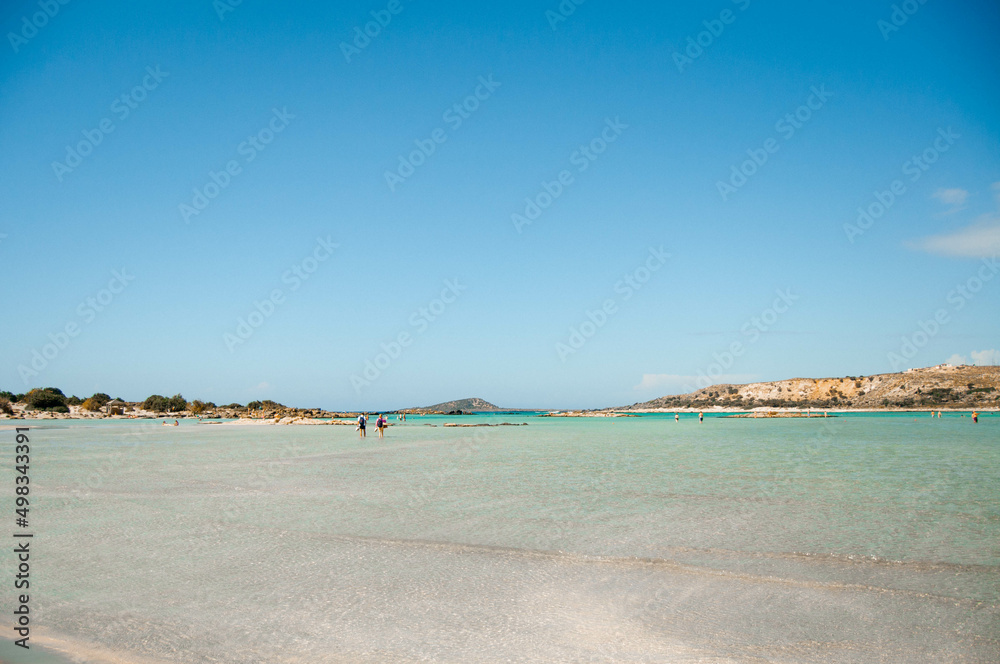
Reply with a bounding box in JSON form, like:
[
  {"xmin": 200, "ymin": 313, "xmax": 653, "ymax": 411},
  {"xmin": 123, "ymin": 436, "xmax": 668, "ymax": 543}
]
[{"xmin": 2, "ymin": 0, "xmax": 998, "ymax": 410}]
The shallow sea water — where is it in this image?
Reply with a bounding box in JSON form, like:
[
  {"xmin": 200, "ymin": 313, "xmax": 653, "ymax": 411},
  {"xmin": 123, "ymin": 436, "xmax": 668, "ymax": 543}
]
[{"xmin": 1, "ymin": 413, "xmax": 997, "ymax": 663}]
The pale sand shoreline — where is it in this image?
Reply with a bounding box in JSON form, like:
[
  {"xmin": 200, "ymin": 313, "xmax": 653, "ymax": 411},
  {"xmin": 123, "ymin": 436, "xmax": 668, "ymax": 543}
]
[
  {"xmin": 0, "ymin": 621, "xmax": 735, "ymax": 664},
  {"xmin": 0, "ymin": 626, "xmax": 172, "ymax": 664}
]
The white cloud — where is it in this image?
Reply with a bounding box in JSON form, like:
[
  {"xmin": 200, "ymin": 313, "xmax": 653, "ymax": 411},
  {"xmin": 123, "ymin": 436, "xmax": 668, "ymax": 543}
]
[
  {"xmin": 970, "ymin": 349, "xmax": 1000, "ymax": 366},
  {"xmin": 933, "ymin": 187, "xmax": 968, "ymax": 209},
  {"xmin": 911, "ymin": 213, "xmax": 1000, "ymax": 258},
  {"xmin": 912, "ymin": 183, "xmax": 1000, "ymax": 258},
  {"xmin": 255, "ymin": 381, "xmax": 271, "ymax": 391},
  {"xmin": 634, "ymin": 373, "xmax": 757, "ymax": 394},
  {"xmin": 945, "ymin": 350, "xmax": 999, "ymax": 366}
]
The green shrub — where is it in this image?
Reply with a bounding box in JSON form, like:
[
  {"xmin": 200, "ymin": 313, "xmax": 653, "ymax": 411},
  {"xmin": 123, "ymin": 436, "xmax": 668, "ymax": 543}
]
[
  {"xmin": 247, "ymin": 400, "xmax": 283, "ymax": 411},
  {"xmin": 167, "ymin": 394, "xmax": 187, "ymax": 412},
  {"xmin": 0, "ymin": 398, "xmax": 12, "ymax": 415},
  {"xmin": 25, "ymin": 387, "xmax": 67, "ymax": 411},
  {"xmin": 143, "ymin": 395, "xmax": 170, "ymax": 412},
  {"xmin": 89, "ymin": 393, "xmax": 112, "ymax": 407},
  {"xmin": 189, "ymin": 400, "xmax": 208, "ymax": 415}
]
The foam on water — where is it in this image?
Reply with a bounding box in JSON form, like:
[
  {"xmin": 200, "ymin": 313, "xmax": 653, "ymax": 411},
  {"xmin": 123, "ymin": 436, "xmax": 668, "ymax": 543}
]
[{"xmin": 1, "ymin": 415, "xmax": 997, "ymax": 662}]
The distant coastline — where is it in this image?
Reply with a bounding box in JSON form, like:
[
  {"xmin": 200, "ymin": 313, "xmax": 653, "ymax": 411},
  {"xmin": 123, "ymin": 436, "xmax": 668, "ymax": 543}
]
[
  {"xmin": 2, "ymin": 364, "xmax": 997, "ymax": 424},
  {"xmin": 612, "ymin": 364, "xmax": 1000, "ymax": 412}
]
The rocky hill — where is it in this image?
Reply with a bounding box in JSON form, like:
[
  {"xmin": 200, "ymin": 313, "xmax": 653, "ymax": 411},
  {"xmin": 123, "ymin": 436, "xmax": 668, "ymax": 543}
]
[
  {"xmin": 406, "ymin": 397, "xmax": 503, "ymax": 414},
  {"xmin": 622, "ymin": 365, "xmax": 1000, "ymax": 410}
]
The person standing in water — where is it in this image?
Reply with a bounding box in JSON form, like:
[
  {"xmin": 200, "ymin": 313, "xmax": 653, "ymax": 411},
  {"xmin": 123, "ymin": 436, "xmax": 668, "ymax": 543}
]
[
  {"xmin": 699, "ymin": 411, "xmax": 704, "ymax": 423},
  {"xmin": 972, "ymin": 411, "xmax": 978, "ymax": 423},
  {"xmin": 357, "ymin": 413, "xmax": 367, "ymax": 438},
  {"xmin": 675, "ymin": 413, "xmax": 679, "ymax": 422},
  {"xmin": 376, "ymin": 414, "xmax": 386, "ymax": 438}
]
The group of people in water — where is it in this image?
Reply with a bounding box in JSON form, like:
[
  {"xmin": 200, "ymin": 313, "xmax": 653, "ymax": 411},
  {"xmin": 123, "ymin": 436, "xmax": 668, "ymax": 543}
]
[
  {"xmin": 356, "ymin": 412, "xmax": 407, "ymax": 438},
  {"xmin": 930, "ymin": 411, "xmax": 979, "ymax": 422}
]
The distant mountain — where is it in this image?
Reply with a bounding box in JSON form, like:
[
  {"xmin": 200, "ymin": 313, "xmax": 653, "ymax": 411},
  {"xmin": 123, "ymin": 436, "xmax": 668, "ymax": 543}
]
[
  {"xmin": 618, "ymin": 365, "xmax": 1000, "ymax": 410},
  {"xmin": 406, "ymin": 397, "xmax": 503, "ymax": 414}
]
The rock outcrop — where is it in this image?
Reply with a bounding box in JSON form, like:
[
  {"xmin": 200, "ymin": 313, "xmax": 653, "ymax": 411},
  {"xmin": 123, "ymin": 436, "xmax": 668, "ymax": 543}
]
[{"xmin": 621, "ymin": 365, "xmax": 1000, "ymax": 410}]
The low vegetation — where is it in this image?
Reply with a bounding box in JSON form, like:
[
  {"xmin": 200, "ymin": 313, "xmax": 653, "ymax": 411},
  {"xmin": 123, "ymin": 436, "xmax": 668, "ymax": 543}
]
[
  {"xmin": 247, "ymin": 400, "xmax": 284, "ymax": 411},
  {"xmin": 24, "ymin": 387, "xmax": 70, "ymax": 412},
  {"xmin": 142, "ymin": 394, "xmax": 188, "ymax": 413},
  {"xmin": 81, "ymin": 393, "xmax": 112, "ymax": 411}
]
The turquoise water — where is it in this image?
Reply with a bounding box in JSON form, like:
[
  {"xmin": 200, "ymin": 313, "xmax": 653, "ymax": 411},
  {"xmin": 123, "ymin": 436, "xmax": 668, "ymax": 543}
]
[{"xmin": 0, "ymin": 415, "xmax": 997, "ymax": 662}]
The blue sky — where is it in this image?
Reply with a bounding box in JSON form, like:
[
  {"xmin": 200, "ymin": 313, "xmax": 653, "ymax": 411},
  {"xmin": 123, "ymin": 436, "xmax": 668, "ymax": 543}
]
[{"xmin": 1, "ymin": 0, "xmax": 998, "ymax": 410}]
